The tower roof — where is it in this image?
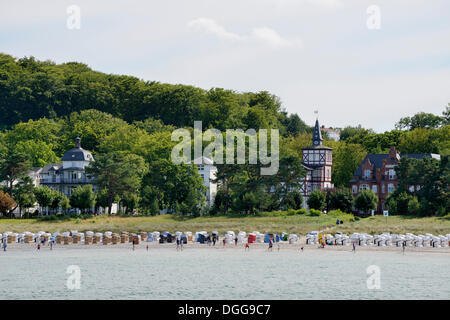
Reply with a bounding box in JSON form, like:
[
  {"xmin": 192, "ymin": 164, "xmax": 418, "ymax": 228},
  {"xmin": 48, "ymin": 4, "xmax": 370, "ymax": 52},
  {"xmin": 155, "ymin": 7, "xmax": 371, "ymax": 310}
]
[
  {"xmin": 312, "ymin": 119, "xmax": 323, "ymax": 146},
  {"xmin": 61, "ymin": 137, "xmax": 94, "ymax": 162}
]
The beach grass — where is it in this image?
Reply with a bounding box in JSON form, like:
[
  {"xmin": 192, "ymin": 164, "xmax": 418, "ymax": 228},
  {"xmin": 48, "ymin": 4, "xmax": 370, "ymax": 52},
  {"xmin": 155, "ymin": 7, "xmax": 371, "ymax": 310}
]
[{"xmin": 1, "ymin": 213, "xmax": 449, "ymax": 235}]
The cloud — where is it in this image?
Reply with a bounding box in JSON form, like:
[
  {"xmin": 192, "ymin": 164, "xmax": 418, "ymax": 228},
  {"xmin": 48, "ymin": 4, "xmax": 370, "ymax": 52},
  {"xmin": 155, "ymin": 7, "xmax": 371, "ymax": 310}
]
[
  {"xmin": 187, "ymin": 18, "xmax": 242, "ymax": 41},
  {"xmin": 188, "ymin": 18, "xmax": 302, "ymax": 49}
]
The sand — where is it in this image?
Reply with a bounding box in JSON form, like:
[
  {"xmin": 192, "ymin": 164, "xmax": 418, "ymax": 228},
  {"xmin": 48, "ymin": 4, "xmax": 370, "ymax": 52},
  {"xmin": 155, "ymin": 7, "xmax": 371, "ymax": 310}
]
[{"xmin": 2, "ymin": 241, "xmax": 450, "ymax": 255}]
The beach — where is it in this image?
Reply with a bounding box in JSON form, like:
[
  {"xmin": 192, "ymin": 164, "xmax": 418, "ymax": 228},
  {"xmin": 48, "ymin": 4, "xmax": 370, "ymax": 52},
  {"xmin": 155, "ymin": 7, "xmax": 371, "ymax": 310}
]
[{"xmin": 2, "ymin": 240, "xmax": 450, "ymax": 254}]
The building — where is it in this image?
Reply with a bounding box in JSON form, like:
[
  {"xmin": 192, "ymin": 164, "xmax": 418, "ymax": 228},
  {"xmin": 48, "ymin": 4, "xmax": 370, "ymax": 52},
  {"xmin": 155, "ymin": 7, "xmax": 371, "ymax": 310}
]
[
  {"xmin": 38, "ymin": 137, "xmax": 96, "ymax": 198},
  {"xmin": 194, "ymin": 156, "xmax": 218, "ymax": 207},
  {"xmin": 350, "ymin": 146, "xmax": 440, "ymax": 214},
  {"xmin": 321, "ymin": 126, "xmax": 341, "ymax": 141},
  {"xmin": 299, "ymin": 118, "xmax": 333, "ymax": 206}
]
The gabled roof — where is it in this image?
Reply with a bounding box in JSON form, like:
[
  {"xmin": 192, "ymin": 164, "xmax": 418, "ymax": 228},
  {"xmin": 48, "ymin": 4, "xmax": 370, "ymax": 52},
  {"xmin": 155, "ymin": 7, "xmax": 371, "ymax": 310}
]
[
  {"xmin": 41, "ymin": 163, "xmax": 63, "ymax": 174},
  {"xmin": 353, "ymin": 153, "xmax": 441, "ymax": 177}
]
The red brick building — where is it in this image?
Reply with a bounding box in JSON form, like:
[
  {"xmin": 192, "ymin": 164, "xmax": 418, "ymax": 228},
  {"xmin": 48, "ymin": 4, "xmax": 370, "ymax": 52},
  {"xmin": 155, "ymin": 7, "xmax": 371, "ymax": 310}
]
[{"xmin": 349, "ymin": 146, "xmax": 440, "ymax": 214}]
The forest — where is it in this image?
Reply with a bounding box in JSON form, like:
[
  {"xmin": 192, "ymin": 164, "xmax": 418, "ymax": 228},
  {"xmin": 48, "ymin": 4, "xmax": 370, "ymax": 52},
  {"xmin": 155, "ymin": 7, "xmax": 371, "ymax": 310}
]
[{"xmin": 0, "ymin": 53, "xmax": 448, "ymax": 217}]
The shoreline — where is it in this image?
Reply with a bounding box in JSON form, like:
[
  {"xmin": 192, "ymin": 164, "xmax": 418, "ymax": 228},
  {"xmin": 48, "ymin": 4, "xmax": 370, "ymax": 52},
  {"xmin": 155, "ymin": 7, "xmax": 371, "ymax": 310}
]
[{"xmin": 2, "ymin": 242, "xmax": 450, "ymax": 255}]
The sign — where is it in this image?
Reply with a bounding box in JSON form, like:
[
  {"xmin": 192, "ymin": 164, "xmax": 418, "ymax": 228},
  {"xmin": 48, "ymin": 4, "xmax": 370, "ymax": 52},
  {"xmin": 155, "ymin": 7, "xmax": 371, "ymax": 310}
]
[{"xmin": 383, "ymin": 210, "xmax": 389, "ymax": 217}]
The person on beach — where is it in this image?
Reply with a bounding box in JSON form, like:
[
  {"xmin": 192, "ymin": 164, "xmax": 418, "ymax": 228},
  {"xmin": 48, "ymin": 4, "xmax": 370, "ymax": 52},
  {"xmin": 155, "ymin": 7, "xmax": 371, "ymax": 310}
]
[
  {"xmin": 223, "ymin": 238, "xmax": 226, "ymax": 247},
  {"xmin": 402, "ymin": 241, "xmax": 406, "ymax": 254},
  {"xmin": 2, "ymin": 241, "xmax": 6, "ymax": 252},
  {"xmin": 268, "ymin": 239, "xmax": 273, "ymax": 251},
  {"xmin": 176, "ymin": 237, "xmax": 180, "ymax": 251},
  {"xmin": 245, "ymin": 242, "xmax": 250, "ymax": 251},
  {"xmin": 146, "ymin": 244, "xmax": 149, "ymax": 252},
  {"xmin": 352, "ymin": 242, "xmax": 356, "ymax": 253},
  {"xmin": 50, "ymin": 241, "xmax": 53, "ymax": 250},
  {"xmin": 37, "ymin": 243, "xmax": 40, "ymax": 250},
  {"xmin": 212, "ymin": 236, "xmax": 216, "ymax": 246},
  {"xmin": 132, "ymin": 239, "xmax": 135, "ymax": 251},
  {"xmin": 234, "ymin": 237, "xmax": 238, "ymax": 246}
]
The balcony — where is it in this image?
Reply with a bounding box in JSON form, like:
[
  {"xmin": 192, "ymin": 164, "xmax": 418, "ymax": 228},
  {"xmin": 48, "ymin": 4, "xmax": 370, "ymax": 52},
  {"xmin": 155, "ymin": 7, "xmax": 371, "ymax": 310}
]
[{"xmin": 40, "ymin": 178, "xmax": 94, "ymax": 184}]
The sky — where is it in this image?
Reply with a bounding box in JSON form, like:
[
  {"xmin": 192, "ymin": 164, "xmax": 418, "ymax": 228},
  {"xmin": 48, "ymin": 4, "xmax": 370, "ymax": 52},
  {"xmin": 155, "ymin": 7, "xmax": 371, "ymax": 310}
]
[{"xmin": 1, "ymin": 0, "xmax": 449, "ymax": 132}]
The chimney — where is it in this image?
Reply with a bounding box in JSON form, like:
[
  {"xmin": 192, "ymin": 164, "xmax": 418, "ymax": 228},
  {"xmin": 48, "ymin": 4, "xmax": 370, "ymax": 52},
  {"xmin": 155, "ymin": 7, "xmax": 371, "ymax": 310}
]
[{"xmin": 75, "ymin": 137, "xmax": 81, "ymax": 148}]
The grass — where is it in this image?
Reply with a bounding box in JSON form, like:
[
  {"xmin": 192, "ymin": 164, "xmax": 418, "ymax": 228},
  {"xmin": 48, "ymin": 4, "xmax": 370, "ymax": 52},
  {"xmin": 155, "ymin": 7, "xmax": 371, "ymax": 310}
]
[{"xmin": 0, "ymin": 213, "xmax": 449, "ymax": 235}]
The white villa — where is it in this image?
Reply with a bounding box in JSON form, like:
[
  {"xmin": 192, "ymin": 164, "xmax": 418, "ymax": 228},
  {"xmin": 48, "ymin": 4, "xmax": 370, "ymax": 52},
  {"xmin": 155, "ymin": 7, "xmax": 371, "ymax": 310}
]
[
  {"xmin": 37, "ymin": 137, "xmax": 96, "ymax": 197},
  {"xmin": 193, "ymin": 156, "xmax": 217, "ymax": 207}
]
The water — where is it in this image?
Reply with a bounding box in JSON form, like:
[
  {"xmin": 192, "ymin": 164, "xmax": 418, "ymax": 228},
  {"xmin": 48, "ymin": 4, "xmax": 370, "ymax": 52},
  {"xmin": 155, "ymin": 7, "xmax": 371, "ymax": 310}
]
[{"xmin": 1, "ymin": 247, "xmax": 449, "ymax": 299}]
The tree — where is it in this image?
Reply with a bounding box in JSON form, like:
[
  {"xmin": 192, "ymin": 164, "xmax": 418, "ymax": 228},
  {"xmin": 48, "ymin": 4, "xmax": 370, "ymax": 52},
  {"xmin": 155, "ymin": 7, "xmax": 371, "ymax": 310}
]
[
  {"xmin": 86, "ymin": 152, "xmax": 148, "ymax": 214},
  {"xmin": 12, "ymin": 176, "xmax": 36, "ymax": 217},
  {"xmin": 340, "ymin": 125, "xmax": 373, "ymax": 142},
  {"xmin": 139, "ymin": 186, "xmax": 160, "ymax": 215},
  {"xmin": 70, "ymin": 185, "xmax": 95, "ymax": 213},
  {"xmin": 281, "ymin": 190, "xmax": 303, "ymax": 210},
  {"xmin": 332, "ymin": 142, "xmax": 367, "ymax": 187},
  {"xmin": 0, "ymin": 190, "xmax": 16, "ymax": 217},
  {"xmin": 145, "ymin": 159, "xmax": 206, "ymax": 214},
  {"xmin": 0, "ymin": 147, "xmax": 32, "ymax": 195},
  {"xmin": 50, "ymin": 190, "xmax": 69, "ymax": 214},
  {"xmin": 34, "ymin": 186, "xmax": 55, "ymax": 215},
  {"xmin": 121, "ymin": 193, "xmax": 139, "ymax": 214},
  {"xmin": 95, "ymin": 188, "xmax": 109, "ymax": 213},
  {"xmin": 307, "ymin": 190, "xmax": 326, "ymax": 211},
  {"xmin": 397, "ymin": 128, "xmax": 439, "ymax": 154},
  {"xmin": 328, "ymin": 188, "xmax": 353, "ymax": 213},
  {"xmin": 394, "ymin": 156, "xmax": 449, "ymax": 216},
  {"xmin": 354, "ymin": 189, "xmax": 378, "ymax": 214},
  {"xmin": 396, "ymin": 112, "xmax": 443, "ymax": 130}
]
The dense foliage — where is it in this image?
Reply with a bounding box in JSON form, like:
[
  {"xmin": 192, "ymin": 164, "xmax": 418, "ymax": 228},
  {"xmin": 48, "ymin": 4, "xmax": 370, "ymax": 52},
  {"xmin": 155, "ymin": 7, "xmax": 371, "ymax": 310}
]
[{"xmin": 0, "ymin": 53, "xmax": 448, "ymax": 216}]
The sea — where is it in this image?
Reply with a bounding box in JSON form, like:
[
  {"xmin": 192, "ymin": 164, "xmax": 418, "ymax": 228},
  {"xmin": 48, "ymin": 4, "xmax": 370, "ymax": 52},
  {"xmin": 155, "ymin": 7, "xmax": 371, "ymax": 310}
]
[{"xmin": 1, "ymin": 247, "xmax": 449, "ymax": 299}]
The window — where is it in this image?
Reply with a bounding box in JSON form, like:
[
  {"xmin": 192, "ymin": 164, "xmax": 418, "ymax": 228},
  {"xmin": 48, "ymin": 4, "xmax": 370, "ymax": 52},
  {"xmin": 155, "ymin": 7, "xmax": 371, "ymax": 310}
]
[
  {"xmin": 359, "ymin": 184, "xmax": 369, "ymax": 191},
  {"xmin": 389, "ymin": 169, "xmax": 395, "ymax": 180},
  {"xmin": 388, "ymin": 183, "xmax": 394, "ymax": 193},
  {"xmin": 352, "ymin": 185, "xmax": 358, "ymax": 194},
  {"xmin": 372, "ymin": 185, "xmax": 377, "ymax": 193},
  {"xmin": 409, "ymin": 186, "xmax": 415, "ymax": 192},
  {"xmin": 382, "ymin": 184, "xmax": 385, "ymax": 193},
  {"xmin": 313, "ymin": 152, "xmax": 319, "ymax": 162},
  {"xmin": 364, "ymin": 169, "xmax": 371, "ymax": 179}
]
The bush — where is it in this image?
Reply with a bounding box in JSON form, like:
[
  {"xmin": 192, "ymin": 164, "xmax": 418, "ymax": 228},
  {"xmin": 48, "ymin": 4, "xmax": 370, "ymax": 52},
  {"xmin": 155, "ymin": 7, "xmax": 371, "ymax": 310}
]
[
  {"xmin": 354, "ymin": 189, "xmax": 378, "ymax": 214},
  {"xmin": 309, "ymin": 209, "xmax": 322, "ymax": 216},
  {"xmin": 282, "ymin": 191, "xmax": 303, "ymax": 210},
  {"xmin": 327, "ymin": 209, "xmax": 348, "ymax": 216},
  {"xmin": 307, "ymin": 190, "xmax": 326, "ymax": 211},
  {"xmin": 328, "ymin": 188, "xmax": 353, "ymax": 212}
]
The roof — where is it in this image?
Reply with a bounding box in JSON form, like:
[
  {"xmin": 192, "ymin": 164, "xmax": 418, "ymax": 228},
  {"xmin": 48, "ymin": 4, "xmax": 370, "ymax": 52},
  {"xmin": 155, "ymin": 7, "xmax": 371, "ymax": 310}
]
[
  {"xmin": 61, "ymin": 137, "xmax": 94, "ymax": 162},
  {"xmin": 193, "ymin": 156, "xmax": 214, "ymax": 165},
  {"xmin": 62, "ymin": 147, "xmax": 94, "ymax": 161},
  {"xmin": 40, "ymin": 163, "xmax": 63, "ymax": 174},
  {"xmin": 302, "ymin": 118, "xmax": 333, "ymax": 150},
  {"xmin": 353, "ymin": 153, "xmax": 441, "ymax": 177},
  {"xmin": 302, "ymin": 145, "xmax": 333, "ymax": 150}
]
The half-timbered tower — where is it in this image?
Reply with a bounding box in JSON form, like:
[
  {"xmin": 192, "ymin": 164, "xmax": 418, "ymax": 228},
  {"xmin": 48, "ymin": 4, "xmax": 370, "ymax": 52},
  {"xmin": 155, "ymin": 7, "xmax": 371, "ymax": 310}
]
[{"xmin": 301, "ymin": 119, "xmax": 333, "ymax": 204}]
